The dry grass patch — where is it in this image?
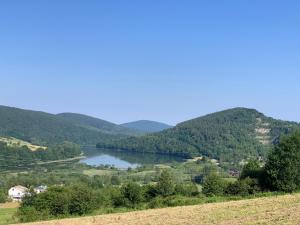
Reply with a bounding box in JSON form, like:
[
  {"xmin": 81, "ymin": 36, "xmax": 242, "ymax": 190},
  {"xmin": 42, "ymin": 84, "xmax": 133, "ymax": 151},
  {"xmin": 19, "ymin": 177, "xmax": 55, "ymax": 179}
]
[
  {"xmin": 0, "ymin": 137, "xmax": 46, "ymax": 151},
  {"xmin": 0, "ymin": 202, "xmax": 19, "ymax": 209},
  {"xmin": 19, "ymin": 193, "xmax": 300, "ymax": 225},
  {"xmin": 83, "ymin": 169, "xmax": 115, "ymax": 176}
]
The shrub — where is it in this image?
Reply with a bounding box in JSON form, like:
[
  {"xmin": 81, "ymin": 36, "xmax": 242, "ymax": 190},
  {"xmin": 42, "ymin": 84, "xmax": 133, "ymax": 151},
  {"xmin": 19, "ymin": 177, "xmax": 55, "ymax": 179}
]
[
  {"xmin": 225, "ymin": 177, "xmax": 260, "ymax": 196},
  {"xmin": 147, "ymin": 197, "xmax": 164, "ymax": 209},
  {"xmin": 92, "ymin": 188, "xmax": 113, "ymax": 208},
  {"xmin": 18, "ymin": 206, "xmax": 45, "ymax": 222},
  {"xmin": 121, "ymin": 182, "xmax": 143, "ymax": 208},
  {"xmin": 111, "ymin": 175, "xmax": 121, "ymax": 186},
  {"xmin": 110, "ymin": 188, "xmax": 126, "ymax": 207},
  {"xmin": 240, "ymin": 159, "xmax": 263, "ymax": 180},
  {"xmin": 202, "ymin": 173, "xmax": 227, "ymax": 196},
  {"xmin": 156, "ymin": 170, "xmax": 175, "ymax": 197},
  {"xmin": 0, "ymin": 190, "xmax": 6, "ymax": 203},
  {"xmin": 174, "ymin": 183, "xmax": 199, "ymax": 197},
  {"xmin": 68, "ymin": 185, "xmax": 94, "ymax": 215},
  {"xmin": 19, "ymin": 185, "xmax": 95, "ymax": 221},
  {"xmin": 193, "ymin": 175, "xmax": 204, "ymax": 184}
]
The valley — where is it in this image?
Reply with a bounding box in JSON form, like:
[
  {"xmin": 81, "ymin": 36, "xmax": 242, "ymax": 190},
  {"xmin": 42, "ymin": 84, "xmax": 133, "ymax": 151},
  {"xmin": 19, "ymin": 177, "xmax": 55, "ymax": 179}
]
[{"xmin": 1, "ymin": 105, "xmax": 300, "ymax": 224}]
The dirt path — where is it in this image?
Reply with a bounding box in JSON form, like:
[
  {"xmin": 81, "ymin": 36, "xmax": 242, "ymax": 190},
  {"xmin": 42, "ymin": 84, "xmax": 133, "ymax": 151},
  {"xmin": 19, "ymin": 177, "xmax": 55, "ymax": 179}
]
[{"xmin": 34, "ymin": 155, "xmax": 85, "ymax": 165}]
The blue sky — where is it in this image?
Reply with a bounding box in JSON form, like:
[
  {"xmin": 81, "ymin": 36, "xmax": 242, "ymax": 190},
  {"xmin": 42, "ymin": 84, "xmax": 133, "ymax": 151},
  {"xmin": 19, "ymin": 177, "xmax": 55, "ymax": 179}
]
[{"xmin": 0, "ymin": 0, "xmax": 299, "ymax": 125}]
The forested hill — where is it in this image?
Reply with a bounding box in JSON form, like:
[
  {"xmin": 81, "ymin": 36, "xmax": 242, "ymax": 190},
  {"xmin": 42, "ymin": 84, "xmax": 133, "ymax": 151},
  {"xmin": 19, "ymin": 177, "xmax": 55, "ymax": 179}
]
[
  {"xmin": 57, "ymin": 113, "xmax": 141, "ymax": 136},
  {"xmin": 0, "ymin": 106, "xmax": 134, "ymax": 146},
  {"xmin": 121, "ymin": 120, "xmax": 173, "ymax": 133},
  {"xmin": 97, "ymin": 108, "xmax": 300, "ymax": 163}
]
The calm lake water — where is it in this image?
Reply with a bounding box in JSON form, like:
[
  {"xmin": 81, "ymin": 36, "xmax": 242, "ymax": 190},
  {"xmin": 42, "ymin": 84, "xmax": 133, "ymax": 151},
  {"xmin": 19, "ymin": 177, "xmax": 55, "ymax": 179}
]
[{"xmin": 80, "ymin": 147, "xmax": 185, "ymax": 169}]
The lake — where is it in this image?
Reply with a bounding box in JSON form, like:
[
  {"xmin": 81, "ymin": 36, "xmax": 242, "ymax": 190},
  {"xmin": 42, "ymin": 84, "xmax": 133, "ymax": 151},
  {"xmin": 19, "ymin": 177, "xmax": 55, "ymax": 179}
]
[{"xmin": 80, "ymin": 147, "xmax": 185, "ymax": 169}]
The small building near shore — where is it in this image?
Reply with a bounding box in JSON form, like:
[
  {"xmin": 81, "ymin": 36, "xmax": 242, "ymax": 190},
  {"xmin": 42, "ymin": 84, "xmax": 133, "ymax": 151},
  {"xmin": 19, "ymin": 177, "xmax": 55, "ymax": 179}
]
[{"xmin": 8, "ymin": 185, "xmax": 29, "ymax": 201}]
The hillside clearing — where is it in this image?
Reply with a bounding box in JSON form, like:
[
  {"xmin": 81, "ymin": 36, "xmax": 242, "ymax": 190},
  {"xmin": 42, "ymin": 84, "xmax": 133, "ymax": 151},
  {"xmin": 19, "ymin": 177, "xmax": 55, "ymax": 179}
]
[
  {"xmin": 0, "ymin": 137, "xmax": 46, "ymax": 151},
  {"xmin": 20, "ymin": 193, "xmax": 300, "ymax": 225},
  {"xmin": 83, "ymin": 169, "xmax": 115, "ymax": 176}
]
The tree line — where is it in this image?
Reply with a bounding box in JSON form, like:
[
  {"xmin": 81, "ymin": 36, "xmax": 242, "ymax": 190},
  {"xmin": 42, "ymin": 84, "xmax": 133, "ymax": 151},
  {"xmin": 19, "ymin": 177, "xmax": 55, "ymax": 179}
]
[
  {"xmin": 0, "ymin": 141, "xmax": 81, "ymax": 168},
  {"xmin": 202, "ymin": 131, "xmax": 300, "ymax": 195},
  {"xmin": 18, "ymin": 170, "xmax": 198, "ymax": 222}
]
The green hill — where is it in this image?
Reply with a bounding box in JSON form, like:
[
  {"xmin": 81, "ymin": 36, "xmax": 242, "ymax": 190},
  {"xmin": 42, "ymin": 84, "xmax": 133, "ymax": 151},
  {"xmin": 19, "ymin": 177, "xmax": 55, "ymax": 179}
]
[
  {"xmin": 0, "ymin": 106, "xmax": 131, "ymax": 146},
  {"xmin": 121, "ymin": 120, "xmax": 173, "ymax": 133},
  {"xmin": 57, "ymin": 113, "xmax": 141, "ymax": 136},
  {"xmin": 97, "ymin": 108, "xmax": 300, "ymax": 163}
]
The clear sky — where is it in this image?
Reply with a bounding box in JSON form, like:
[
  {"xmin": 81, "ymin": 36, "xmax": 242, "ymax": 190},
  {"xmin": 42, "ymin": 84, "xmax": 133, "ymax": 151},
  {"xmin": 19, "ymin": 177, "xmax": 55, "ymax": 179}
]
[{"xmin": 0, "ymin": 0, "xmax": 299, "ymax": 125}]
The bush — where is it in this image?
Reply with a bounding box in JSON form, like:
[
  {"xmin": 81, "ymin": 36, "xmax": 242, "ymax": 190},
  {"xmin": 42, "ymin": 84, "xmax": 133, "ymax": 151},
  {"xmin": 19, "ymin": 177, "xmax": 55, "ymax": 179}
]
[
  {"xmin": 110, "ymin": 188, "xmax": 126, "ymax": 207},
  {"xmin": 156, "ymin": 170, "xmax": 175, "ymax": 197},
  {"xmin": 143, "ymin": 184, "xmax": 158, "ymax": 201},
  {"xmin": 240, "ymin": 159, "xmax": 263, "ymax": 180},
  {"xmin": 92, "ymin": 188, "xmax": 113, "ymax": 208},
  {"xmin": 174, "ymin": 183, "xmax": 199, "ymax": 197},
  {"xmin": 120, "ymin": 182, "xmax": 143, "ymax": 208},
  {"xmin": 68, "ymin": 185, "xmax": 94, "ymax": 215},
  {"xmin": 202, "ymin": 173, "xmax": 227, "ymax": 196},
  {"xmin": 225, "ymin": 177, "xmax": 260, "ymax": 196},
  {"xmin": 0, "ymin": 190, "xmax": 6, "ymax": 203},
  {"xmin": 147, "ymin": 197, "xmax": 164, "ymax": 209},
  {"xmin": 19, "ymin": 185, "xmax": 95, "ymax": 222},
  {"xmin": 18, "ymin": 206, "xmax": 45, "ymax": 222},
  {"xmin": 193, "ymin": 175, "xmax": 204, "ymax": 184},
  {"xmin": 111, "ymin": 175, "xmax": 121, "ymax": 186}
]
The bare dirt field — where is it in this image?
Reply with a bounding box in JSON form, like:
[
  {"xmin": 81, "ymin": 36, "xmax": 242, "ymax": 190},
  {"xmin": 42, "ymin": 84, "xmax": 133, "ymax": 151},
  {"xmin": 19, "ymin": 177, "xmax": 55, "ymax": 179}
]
[
  {"xmin": 0, "ymin": 202, "xmax": 19, "ymax": 209},
  {"xmin": 19, "ymin": 193, "xmax": 300, "ymax": 225}
]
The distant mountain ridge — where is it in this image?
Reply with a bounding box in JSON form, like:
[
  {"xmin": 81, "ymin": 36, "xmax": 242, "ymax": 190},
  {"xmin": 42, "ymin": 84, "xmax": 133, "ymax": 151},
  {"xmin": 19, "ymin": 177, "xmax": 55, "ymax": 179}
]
[
  {"xmin": 57, "ymin": 113, "xmax": 141, "ymax": 136},
  {"xmin": 121, "ymin": 120, "xmax": 172, "ymax": 133},
  {"xmin": 98, "ymin": 108, "xmax": 300, "ymax": 163},
  {"xmin": 2, "ymin": 105, "xmax": 299, "ymax": 164},
  {"xmin": 0, "ymin": 106, "xmax": 139, "ymax": 146}
]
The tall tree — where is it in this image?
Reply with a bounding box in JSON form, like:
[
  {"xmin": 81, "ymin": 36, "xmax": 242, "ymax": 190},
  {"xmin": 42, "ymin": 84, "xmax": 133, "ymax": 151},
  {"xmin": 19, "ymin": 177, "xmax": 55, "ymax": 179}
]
[
  {"xmin": 265, "ymin": 131, "xmax": 300, "ymax": 192},
  {"xmin": 156, "ymin": 170, "xmax": 175, "ymax": 197}
]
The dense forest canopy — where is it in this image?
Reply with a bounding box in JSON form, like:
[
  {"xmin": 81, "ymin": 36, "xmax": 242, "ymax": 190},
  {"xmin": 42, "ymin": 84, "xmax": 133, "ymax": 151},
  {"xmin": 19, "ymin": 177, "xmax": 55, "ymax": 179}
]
[
  {"xmin": 57, "ymin": 113, "xmax": 141, "ymax": 136},
  {"xmin": 1, "ymin": 105, "xmax": 299, "ymax": 165},
  {"xmin": 97, "ymin": 108, "xmax": 300, "ymax": 163},
  {"xmin": 0, "ymin": 141, "xmax": 81, "ymax": 169},
  {"xmin": 0, "ymin": 106, "xmax": 137, "ymax": 146}
]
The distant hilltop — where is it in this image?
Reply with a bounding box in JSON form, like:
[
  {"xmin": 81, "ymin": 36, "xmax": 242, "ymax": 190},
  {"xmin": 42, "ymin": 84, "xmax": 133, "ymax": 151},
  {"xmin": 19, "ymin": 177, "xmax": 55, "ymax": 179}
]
[
  {"xmin": 121, "ymin": 120, "xmax": 173, "ymax": 133},
  {"xmin": 98, "ymin": 107, "xmax": 300, "ymax": 164}
]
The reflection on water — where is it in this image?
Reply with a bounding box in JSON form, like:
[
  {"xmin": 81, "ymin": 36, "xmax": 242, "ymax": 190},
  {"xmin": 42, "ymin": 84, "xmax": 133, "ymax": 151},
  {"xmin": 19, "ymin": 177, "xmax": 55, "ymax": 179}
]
[{"xmin": 80, "ymin": 147, "xmax": 185, "ymax": 169}]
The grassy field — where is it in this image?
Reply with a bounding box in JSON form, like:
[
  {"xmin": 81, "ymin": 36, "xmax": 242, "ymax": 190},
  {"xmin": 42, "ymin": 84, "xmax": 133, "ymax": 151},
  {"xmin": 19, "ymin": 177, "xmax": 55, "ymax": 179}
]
[
  {"xmin": 83, "ymin": 169, "xmax": 115, "ymax": 176},
  {"xmin": 0, "ymin": 203, "xmax": 19, "ymax": 225},
  {"xmin": 18, "ymin": 193, "xmax": 300, "ymax": 225}
]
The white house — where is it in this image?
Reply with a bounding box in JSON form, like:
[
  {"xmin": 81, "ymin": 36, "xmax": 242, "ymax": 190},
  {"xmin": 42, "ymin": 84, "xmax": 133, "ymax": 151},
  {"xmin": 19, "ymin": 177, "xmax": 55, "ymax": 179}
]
[
  {"xmin": 8, "ymin": 185, "xmax": 29, "ymax": 201},
  {"xmin": 34, "ymin": 185, "xmax": 47, "ymax": 194}
]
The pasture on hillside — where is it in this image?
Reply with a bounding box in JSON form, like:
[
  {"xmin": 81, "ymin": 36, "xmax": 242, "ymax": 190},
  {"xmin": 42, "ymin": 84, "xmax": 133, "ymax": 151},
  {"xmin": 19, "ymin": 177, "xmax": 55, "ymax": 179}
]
[{"xmin": 17, "ymin": 193, "xmax": 300, "ymax": 225}]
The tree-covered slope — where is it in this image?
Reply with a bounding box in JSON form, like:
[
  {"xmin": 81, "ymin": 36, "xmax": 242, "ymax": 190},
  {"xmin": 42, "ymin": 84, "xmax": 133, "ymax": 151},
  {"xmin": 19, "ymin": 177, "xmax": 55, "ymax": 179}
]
[
  {"xmin": 121, "ymin": 120, "xmax": 172, "ymax": 133},
  {"xmin": 0, "ymin": 141, "xmax": 81, "ymax": 169},
  {"xmin": 97, "ymin": 108, "xmax": 300, "ymax": 162},
  {"xmin": 0, "ymin": 106, "xmax": 126, "ymax": 145},
  {"xmin": 57, "ymin": 113, "xmax": 141, "ymax": 136}
]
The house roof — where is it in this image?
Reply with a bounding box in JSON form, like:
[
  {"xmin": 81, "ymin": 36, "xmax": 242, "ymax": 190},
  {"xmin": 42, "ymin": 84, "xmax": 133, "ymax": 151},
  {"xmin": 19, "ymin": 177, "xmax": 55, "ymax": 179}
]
[{"xmin": 10, "ymin": 185, "xmax": 29, "ymax": 192}]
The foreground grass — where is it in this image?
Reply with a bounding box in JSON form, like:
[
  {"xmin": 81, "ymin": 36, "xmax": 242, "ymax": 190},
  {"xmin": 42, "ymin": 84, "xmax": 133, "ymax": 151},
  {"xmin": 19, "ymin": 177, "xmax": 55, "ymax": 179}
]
[
  {"xmin": 19, "ymin": 193, "xmax": 300, "ymax": 225},
  {"xmin": 0, "ymin": 203, "xmax": 19, "ymax": 225}
]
